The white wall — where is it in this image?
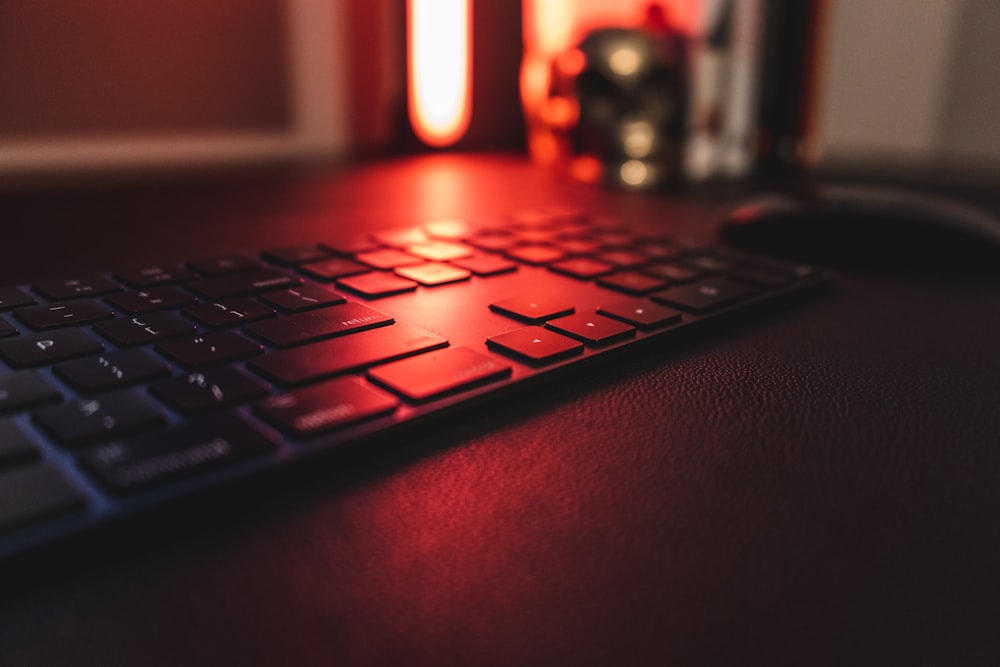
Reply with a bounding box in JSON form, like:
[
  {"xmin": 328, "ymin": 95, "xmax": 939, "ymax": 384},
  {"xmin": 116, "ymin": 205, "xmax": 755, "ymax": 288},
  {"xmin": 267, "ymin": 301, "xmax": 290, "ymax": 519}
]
[{"xmin": 819, "ymin": 0, "xmax": 1000, "ymax": 171}]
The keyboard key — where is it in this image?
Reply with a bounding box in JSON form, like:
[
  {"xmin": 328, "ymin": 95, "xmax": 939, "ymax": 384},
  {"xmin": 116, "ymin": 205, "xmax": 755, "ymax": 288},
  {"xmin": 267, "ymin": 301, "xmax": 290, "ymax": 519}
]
[
  {"xmin": 636, "ymin": 239, "xmax": 680, "ymax": 259},
  {"xmin": 94, "ymin": 312, "xmax": 196, "ymax": 346},
  {"xmin": 258, "ymin": 285, "xmax": 345, "ymax": 312},
  {"xmin": 34, "ymin": 390, "xmax": 166, "ymax": 446},
  {"xmin": 0, "ymin": 371, "xmax": 62, "ymax": 413},
  {"xmin": 255, "ymin": 377, "xmax": 399, "ymax": 438},
  {"xmin": 449, "ymin": 253, "xmax": 518, "ymax": 276},
  {"xmin": 486, "ymin": 327, "xmax": 584, "ymax": 365},
  {"xmin": 188, "ymin": 269, "xmax": 301, "ymax": 299},
  {"xmin": 0, "ymin": 319, "xmax": 15, "ymax": 338},
  {"xmin": 371, "ymin": 227, "xmax": 430, "ymax": 248},
  {"xmin": 549, "ymin": 257, "xmax": 615, "ymax": 279},
  {"xmin": 404, "ymin": 241, "xmax": 474, "ymax": 262},
  {"xmin": 151, "ymin": 367, "xmax": 269, "ymax": 414},
  {"xmin": 597, "ymin": 298, "xmax": 683, "ymax": 330},
  {"xmin": 544, "ymin": 313, "xmax": 636, "ymax": 346},
  {"xmin": 595, "ymin": 250, "xmax": 649, "ymax": 269},
  {"xmin": 15, "ymin": 299, "xmax": 114, "ymax": 330},
  {"xmin": 245, "ymin": 302, "xmax": 393, "ymax": 347},
  {"xmin": 467, "ymin": 233, "xmax": 518, "ymax": 252},
  {"xmin": 32, "ymin": 275, "xmax": 122, "ymax": 301},
  {"xmin": 249, "ymin": 322, "xmax": 447, "ymax": 385},
  {"xmin": 368, "ymin": 346, "xmax": 511, "ymax": 401},
  {"xmin": 298, "ymin": 257, "xmax": 371, "ymax": 281},
  {"xmin": 505, "ymin": 244, "xmax": 566, "ymax": 265},
  {"xmin": 0, "ymin": 329, "xmax": 104, "ymax": 367},
  {"xmin": 394, "ymin": 262, "xmax": 471, "ymax": 286},
  {"xmin": 320, "ymin": 236, "xmax": 383, "ymax": 256},
  {"xmin": 680, "ymin": 252, "xmax": 734, "ymax": 273},
  {"xmin": 262, "ymin": 244, "xmax": 331, "ymax": 265},
  {"xmin": 0, "ymin": 463, "xmax": 86, "ymax": 532},
  {"xmin": 115, "ymin": 264, "xmax": 195, "ymax": 288},
  {"xmin": 643, "ymin": 262, "xmax": 702, "ymax": 283},
  {"xmin": 182, "ymin": 299, "xmax": 276, "ymax": 328},
  {"xmin": 157, "ymin": 331, "xmax": 263, "ymax": 368},
  {"xmin": 336, "ymin": 272, "xmax": 418, "ymax": 298},
  {"xmin": 513, "ymin": 229, "xmax": 557, "ymax": 244},
  {"xmin": 652, "ymin": 278, "xmax": 758, "ymax": 313},
  {"xmin": 105, "ymin": 287, "xmax": 197, "ymax": 314},
  {"xmin": 423, "ymin": 218, "xmax": 475, "ymax": 239},
  {"xmin": 188, "ymin": 255, "xmax": 260, "ymax": 276},
  {"xmin": 54, "ymin": 349, "xmax": 171, "ymax": 394},
  {"xmin": 0, "ymin": 287, "xmax": 35, "ymax": 311},
  {"xmin": 80, "ymin": 414, "xmax": 274, "ymax": 493},
  {"xmin": 597, "ymin": 271, "xmax": 669, "ymax": 295},
  {"xmin": 555, "ymin": 237, "xmax": 603, "ymax": 255},
  {"xmin": 490, "ymin": 296, "xmax": 574, "ymax": 323},
  {"xmin": 730, "ymin": 266, "xmax": 794, "ymax": 288},
  {"xmin": 0, "ymin": 419, "xmax": 41, "ymax": 467},
  {"xmin": 593, "ymin": 230, "xmax": 634, "ymax": 247},
  {"xmin": 355, "ymin": 248, "xmax": 424, "ymax": 270}
]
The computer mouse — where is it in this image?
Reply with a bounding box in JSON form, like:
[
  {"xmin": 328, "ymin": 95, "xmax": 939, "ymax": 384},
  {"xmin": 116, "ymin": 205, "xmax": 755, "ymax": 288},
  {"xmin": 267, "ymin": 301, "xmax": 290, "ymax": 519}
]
[{"xmin": 719, "ymin": 184, "xmax": 1000, "ymax": 274}]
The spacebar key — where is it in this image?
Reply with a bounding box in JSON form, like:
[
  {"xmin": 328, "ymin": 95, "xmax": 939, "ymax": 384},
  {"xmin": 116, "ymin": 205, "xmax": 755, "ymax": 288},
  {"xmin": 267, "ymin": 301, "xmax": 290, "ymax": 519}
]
[{"xmin": 80, "ymin": 414, "xmax": 274, "ymax": 493}]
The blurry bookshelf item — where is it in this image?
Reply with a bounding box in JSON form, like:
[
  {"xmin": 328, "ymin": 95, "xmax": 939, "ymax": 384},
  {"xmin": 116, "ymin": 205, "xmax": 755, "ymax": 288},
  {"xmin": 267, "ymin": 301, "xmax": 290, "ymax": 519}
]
[
  {"xmin": 685, "ymin": 0, "xmax": 767, "ymax": 180},
  {"xmin": 521, "ymin": 0, "xmax": 769, "ymax": 186},
  {"xmin": 550, "ymin": 18, "xmax": 689, "ymax": 189}
]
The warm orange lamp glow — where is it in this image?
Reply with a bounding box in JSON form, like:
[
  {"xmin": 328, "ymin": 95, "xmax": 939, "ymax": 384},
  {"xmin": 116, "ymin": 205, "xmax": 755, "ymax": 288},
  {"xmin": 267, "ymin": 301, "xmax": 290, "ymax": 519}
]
[{"xmin": 407, "ymin": 0, "xmax": 472, "ymax": 148}]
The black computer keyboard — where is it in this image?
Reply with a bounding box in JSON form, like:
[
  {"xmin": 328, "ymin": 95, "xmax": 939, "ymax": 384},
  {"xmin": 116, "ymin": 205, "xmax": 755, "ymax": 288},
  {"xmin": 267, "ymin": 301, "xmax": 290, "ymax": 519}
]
[{"xmin": 0, "ymin": 210, "xmax": 828, "ymax": 561}]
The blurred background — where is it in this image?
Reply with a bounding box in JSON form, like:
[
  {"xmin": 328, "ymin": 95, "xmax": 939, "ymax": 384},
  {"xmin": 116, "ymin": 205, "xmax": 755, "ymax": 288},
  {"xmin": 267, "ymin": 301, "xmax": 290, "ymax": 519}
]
[{"xmin": 1, "ymin": 0, "xmax": 998, "ymax": 187}]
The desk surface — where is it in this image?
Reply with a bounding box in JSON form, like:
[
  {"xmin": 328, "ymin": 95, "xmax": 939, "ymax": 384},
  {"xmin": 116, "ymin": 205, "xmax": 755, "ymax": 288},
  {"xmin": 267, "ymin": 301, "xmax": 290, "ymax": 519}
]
[{"xmin": 1, "ymin": 155, "xmax": 999, "ymax": 666}]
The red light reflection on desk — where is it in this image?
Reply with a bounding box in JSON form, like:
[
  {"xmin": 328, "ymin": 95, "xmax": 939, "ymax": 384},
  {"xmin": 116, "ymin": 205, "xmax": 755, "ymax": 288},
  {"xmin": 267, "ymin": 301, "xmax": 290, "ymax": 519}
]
[{"xmin": 339, "ymin": 442, "xmax": 597, "ymax": 634}]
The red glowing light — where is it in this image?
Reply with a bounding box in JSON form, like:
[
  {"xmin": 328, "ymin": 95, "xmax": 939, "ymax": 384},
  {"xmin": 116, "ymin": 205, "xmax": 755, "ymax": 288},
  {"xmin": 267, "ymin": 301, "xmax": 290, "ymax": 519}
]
[
  {"xmin": 570, "ymin": 155, "xmax": 603, "ymax": 183},
  {"xmin": 407, "ymin": 0, "xmax": 473, "ymax": 148},
  {"xmin": 556, "ymin": 48, "xmax": 587, "ymax": 77},
  {"xmin": 541, "ymin": 96, "xmax": 578, "ymax": 128},
  {"xmin": 522, "ymin": 0, "xmax": 701, "ymax": 60}
]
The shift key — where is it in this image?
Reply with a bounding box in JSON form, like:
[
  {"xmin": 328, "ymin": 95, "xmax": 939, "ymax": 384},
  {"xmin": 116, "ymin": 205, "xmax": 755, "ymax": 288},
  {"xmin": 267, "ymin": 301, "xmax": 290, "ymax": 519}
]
[
  {"xmin": 248, "ymin": 322, "xmax": 448, "ymax": 386},
  {"xmin": 255, "ymin": 377, "xmax": 399, "ymax": 438}
]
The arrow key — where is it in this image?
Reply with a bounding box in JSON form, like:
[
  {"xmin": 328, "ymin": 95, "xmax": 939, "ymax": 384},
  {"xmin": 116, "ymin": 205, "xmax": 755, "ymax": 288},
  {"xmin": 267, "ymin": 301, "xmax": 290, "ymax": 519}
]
[
  {"xmin": 486, "ymin": 326, "xmax": 583, "ymax": 365},
  {"xmin": 490, "ymin": 296, "xmax": 574, "ymax": 323},
  {"xmin": 545, "ymin": 312, "xmax": 636, "ymax": 347},
  {"xmin": 597, "ymin": 298, "xmax": 682, "ymax": 330}
]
